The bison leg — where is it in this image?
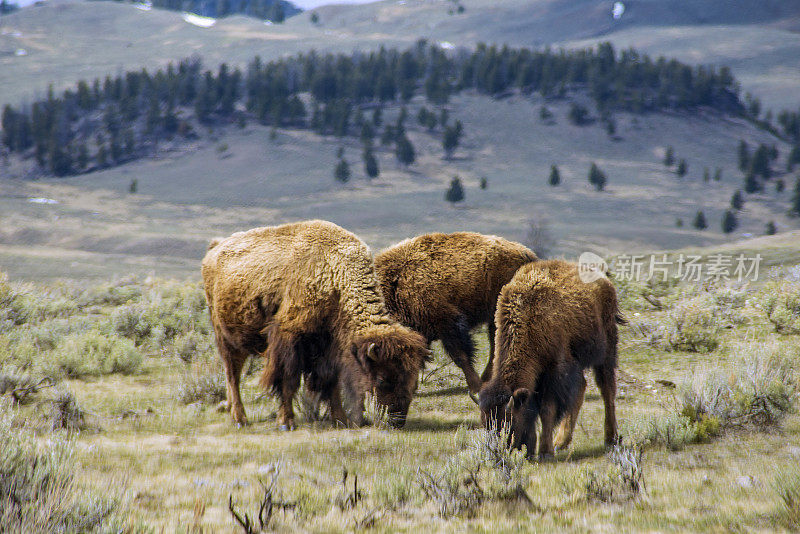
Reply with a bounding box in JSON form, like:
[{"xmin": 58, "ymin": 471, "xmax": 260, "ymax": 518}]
[
  {"xmin": 215, "ymin": 334, "xmax": 249, "ymax": 426},
  {"xmin": 480, "ymin": 318, "xmax": 496, "ymax": 383},
  {"xmin": 328, "ymin": 386, "xmax": 348, "ymax": 427},
  {"xmin": 277, "ymin": 377, "xmax": 299, "ymax": 431},
  {"xmin": 441, "ymin": 317, "xmax": 482, "ymax": 394},
  {"xmin": 554, "ymin": 373, "xmax": 587, "ymax": 450},
  {"xmin": 593, "ymin": 363, "xmax": 619, "ymax": 446},
  {"xmin": 538, "ymin": 399, "xmax": 557, "ymax": 459}
]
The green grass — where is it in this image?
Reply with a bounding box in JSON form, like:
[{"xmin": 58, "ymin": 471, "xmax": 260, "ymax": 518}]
[{"xmin": 1, "ymin": 266, "xmax": 799, "ymax": 531}]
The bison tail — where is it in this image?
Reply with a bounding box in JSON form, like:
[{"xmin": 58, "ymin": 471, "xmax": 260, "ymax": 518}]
[{"xmin": 614, "ymin": 312, "xmax": 628, "ymax": 326}]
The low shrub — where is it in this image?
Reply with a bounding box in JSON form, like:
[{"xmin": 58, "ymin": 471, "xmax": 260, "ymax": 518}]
[
  {"xmin": 176, "ymin": 361, "xmax": 226, "ymax": 405},
  {"xmin": 417, "ymin": 426, "xmax": 530, "ymax": 517},
  {"xmin": 664, "ymin": 297, "xmax": 720, "ymax": 352},
  {"xmin": 0, "ymin": 400, "xmax": 116, "ymax": 532},
  {"xmin": 46, "ymin": 331, "xmax": 142, "ymax": 379},
  {"xmin": 564, "ymin": 445, "xmax": 645, "ymax": 503},
  {"xmin": 679, "ymin": 343, "xmax": 796, "ymax": 430},
  {"xmin": 753, "ymin": 279, "xmax": 800, "ymax": 334}
]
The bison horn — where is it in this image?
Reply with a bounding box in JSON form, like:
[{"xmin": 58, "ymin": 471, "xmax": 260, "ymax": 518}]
[
  {"xmin": 367, "ymin": 342, "xmax": 377, "ymax": 360},
  {"xmin": 469, "ymin": 392, "xmax": 479, "ymax": 406}
]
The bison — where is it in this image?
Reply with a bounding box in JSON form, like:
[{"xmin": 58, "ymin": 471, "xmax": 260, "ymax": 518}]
[
  {"xmin": 202, "ymin": 220, "xmax": 430, "ymax": 429},
  {"xmin": 478, "ymin": 259, "xmax": 624, "ymax": 458},
  {"xmin": 374, "ymin": 232, "xmax": 536, "ymax": 394}
]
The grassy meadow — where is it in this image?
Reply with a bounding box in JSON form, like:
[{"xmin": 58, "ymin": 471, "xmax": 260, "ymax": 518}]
[{"xmin": 2, "ymin": 253, "xmax": 800, "ymax": 532}]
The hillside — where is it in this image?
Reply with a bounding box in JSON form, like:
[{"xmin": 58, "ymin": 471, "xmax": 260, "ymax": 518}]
[
  {"xmin": 1, "ymin": 91, "xmax": 797, "ymax": 282},
  {"xmin": 2, "ymin": 0, "xmax": 800, "ymax": 110}
]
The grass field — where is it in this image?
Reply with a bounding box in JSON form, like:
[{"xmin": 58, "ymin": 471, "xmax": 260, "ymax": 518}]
[{"xmin": 2, "ymin": 249, "xmax": 800, "ymax": 532}]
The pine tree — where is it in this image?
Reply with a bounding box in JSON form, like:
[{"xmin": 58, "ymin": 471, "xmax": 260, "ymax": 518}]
[
  {"xmin": 663, "ymin": 146, "xmax": 674, "ymax": 166},
  {"xmin": 731, "ymin": 190, "xmax": 744, "ymax": 210},
  {"xmin": 787, "ymin": 145, "xmax": 800, "ymax": 172},
  {"xmin": 479, "ymin": 177, "xmax": 487, "ymax": 190},
  {"xmin": 692, "ymin": 210, "xmax": 707, "ymax": 230},
  {"xmin": 713, "ymin": 167, "xmax": 722, "ymax": 181},
  {"xmin": 548, "ymin": 164, "xmax": 560, "ymax": 186},
  {"xmin": 442, "ymin": 123, "xmax": 461, "ymax": 159},
  {"xmin": 738, "ymin": 140, "xmax": 750, "ymax": 172},
  {"xmin": 396, "ymin": 135, "xmax": 415, "ymax": 166},
  {"xmin": 567, "ymin": 103, "xmax": 589, "ymax": 126},
  {"xmin": 334, "ymin": 158, "xmax": 350, "ymax": 183},
  {"xmin": 744, "ymin": 171, "xmax": 761, "ymax": 194},
  {"xmin": 445, "ymin": 176, "xmax": 464, "ymax": 205},
  {"xmin": 722, "ymin": 210, "xmax": 738, "ymax": 234},
  {"xmin": 588, "ymin": 163, "xmax": 606, "ymax": 191},
  {"xmin": 676, "ymin": 159, "xmax": 687, "ymax": 177},
  {"xmin": 539, "ymin": 106, "xmax": 553, "ymax": 122},
  {"xmin": 76, "ymin": 142, "xmax": 88, "ymax": 170},
  {"xmin": 766, "ymin": 220, "xmax": 777, "ymax": 235},
  {"xmin": 791, "ymin": 177, "xmax": 800, "ymax": 216},
  {"xmin": 776, "ymin": 178, "xmax": 785, "ymax": 193},
  {"xmin": 363, "ymin": 145, "xmax": 379, "ymax": 179},
  {"xmin": 703, "ymin": 167, "xmax": 710, "ymax": 182},
  {"xmin": 750, "ymin": 144, "xmax": 771, "ymax": 179},
  {"xmin": 129, "ymin": 179, "xmax": 138, "ymax": 194}
]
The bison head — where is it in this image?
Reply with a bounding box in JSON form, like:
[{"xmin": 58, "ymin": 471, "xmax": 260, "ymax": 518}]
[
  {"xmin": 353, "ymin": 325, "xmax": 430, "ymax": 428},
  {"xmin": 478, "ymin": 382, "xmax": 538, "ymax": 458}
]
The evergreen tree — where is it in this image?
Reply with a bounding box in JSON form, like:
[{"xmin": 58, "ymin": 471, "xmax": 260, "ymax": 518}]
[
  {"xmin": 588, "ymin": 163, "xmax": 606, "ymax": 191},
  {"xmin": 663, "ymin": 146, "xmax": 674, "ymax": 166},
  {"xmin": 96, "ymin": 142, "xmax": 108, "ymax": 168},
  {"xmin": 396, "ymin": 135, "xmax": 415, "ymax": 166},
  {"xmin": 744, "ymin": 171, "xmax": 761, "ymax": 194},
  {"xmin": 539, "ymin": 106, "xmax": 553, "ymax": 122},
  {"xmin": 442, "ymin": 123, "xmax": 461, "ymax": 159},
  {"xmin": 129, "ymin": 179, "xmax": 138, "ymax": 194},
  {"xmin": 445, "ymin": 176, "xmax": 464, "ymax": 205},
  {"xmin": 548, "ymin": 164, "xmax": 560, "ymax": 186},
  {"xmin": 776, "ymin": 178, "xmax": 785, "ymax": 193},
  {"xmin": 766, "ymin": 220, "xmax": 777, "ymax": 235},
  {"xmin": 334, "ymin": 158, "xmax": 350, "ymax": 183},
  {"xmin": 372, "ymin": 107, "xmax": 382, "ymax": 128},
  {"xmin": 738, "ymin": 140, "xmax": 750, "ymax": 172},
  {"xmin": 676, "ymin": 159, "xmax": 687, "ymax": 177},
  {"xmin": 479, "ymin": 177, "xmax": 487, "ymax": 190},
  {"xmin": 310, "ymin": 11, "xmax": 319, "ymax": 24},
  {"xmin": 787, "ymin": 145, "xmax": 800, "ymax": 172},
  {"xmin": 722, "ymin": 210, "xmax": 738, "ymax": 234},
  {"xmin": 703, "ymin": 167, "xmax": 710, "ymax": 182},
  {"xmin": 692, "ymin": 210, "xmax": 707, "ymax": 230},
  {"xmin": 567, "ymin": 102, "xmax": 590, "ymax": 126},
  {"xmin": 731, "ymin": 190, "xmax": 744, "ymax": 211},
  {"xmin": 380, "ymin": 124, "xmax": 395, "ymax": 146},
  {"xmin": 363, "ymin": 145, "xmax": 379, "ymax": 179},
  {"xmin": 713, "ymin": 167, "xmax": 722, "ymax": 181},
  {"xmin": 791, "ymin": 177, "xmax": 800, "ymax": 216},
  {"xmin": 750, "ymin": 144, "xmax": 771, "ymax": 179},
  {"xmin": 76, "ymin": 142, "xmax": 88, "ymax": 170}
]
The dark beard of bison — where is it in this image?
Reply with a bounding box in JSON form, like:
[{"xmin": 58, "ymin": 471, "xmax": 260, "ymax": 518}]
[{"xmin": 351, "ymin": 330, "xmax": 429, "ymax": 428}]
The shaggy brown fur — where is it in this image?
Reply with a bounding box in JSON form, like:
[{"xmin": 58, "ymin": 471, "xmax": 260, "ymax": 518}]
[
  {"xmin": 478, "ymin": 260, "xmax": 623, "ymax": 458},
  {"xmin": 202, "ymin": 220, "xmax": 429, "ymax": 429},
  {"xmin": 374, "ymin": 233, "xmax": 536, "ymax": 394}
]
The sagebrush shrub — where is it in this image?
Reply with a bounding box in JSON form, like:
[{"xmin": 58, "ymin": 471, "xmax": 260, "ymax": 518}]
[
  {"xmin": 754, "ymin": 280, "xmax": 800, "ymax": 334},
  {"xmin": 46, "ymin": 331, "xmax": 142, "ymax": 378},
  {"xmin": 0, "ymin": 400, "xmax": 116, "ymax": 532},
  {"xmin": 665, "ymin": 297, "xmax": 720, "ymax": 352}
]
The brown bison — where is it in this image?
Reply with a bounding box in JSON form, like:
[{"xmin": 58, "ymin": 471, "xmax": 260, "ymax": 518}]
[
  {"xmin": 478, "ymin": 259, "xmax": 623, "ymax": 458},
  {"xmin": 374, "ymin": 232, "xmax": 536, "ymax": 394},
  {"xmin": 202, "ymin": 220, "xmax": 429, "ymax": 429}
]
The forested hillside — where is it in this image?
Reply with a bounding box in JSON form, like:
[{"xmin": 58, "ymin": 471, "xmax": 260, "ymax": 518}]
[{"xmin": 3, "ymin": 41, "xmax": 781, "ymax": 179}]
